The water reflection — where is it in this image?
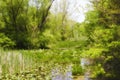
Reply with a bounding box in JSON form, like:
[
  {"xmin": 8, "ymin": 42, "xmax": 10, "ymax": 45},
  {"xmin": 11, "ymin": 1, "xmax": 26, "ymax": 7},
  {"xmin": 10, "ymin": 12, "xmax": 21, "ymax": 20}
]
[
  {"xmin": 81, "ymin": 58, "xmax": 91, "ymax": 69},
  {"xmin": 51, "ymin": 58, "xmax": 92, "ymax": 80},
  {"xmin": 52, "ymin": 65, "xmax": 72, "ymax": 80},
  {"xmin": 81, "ymin": 58, "xmax": 92, "ymax": 80}
]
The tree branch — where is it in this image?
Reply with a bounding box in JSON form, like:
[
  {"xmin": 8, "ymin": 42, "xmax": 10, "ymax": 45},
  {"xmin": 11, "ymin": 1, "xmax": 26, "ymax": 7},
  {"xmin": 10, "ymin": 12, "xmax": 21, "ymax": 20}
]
[{"xmin": 38, "ymin": 0, "xmax": 55, "ymax": 31}]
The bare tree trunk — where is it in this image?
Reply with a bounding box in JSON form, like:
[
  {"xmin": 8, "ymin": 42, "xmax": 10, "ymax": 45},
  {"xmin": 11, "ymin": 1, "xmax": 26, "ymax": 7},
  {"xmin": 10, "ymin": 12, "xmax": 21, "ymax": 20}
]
[{"xmin": 38, "ymin": 0, "xmax": 55, "ymax": 31}]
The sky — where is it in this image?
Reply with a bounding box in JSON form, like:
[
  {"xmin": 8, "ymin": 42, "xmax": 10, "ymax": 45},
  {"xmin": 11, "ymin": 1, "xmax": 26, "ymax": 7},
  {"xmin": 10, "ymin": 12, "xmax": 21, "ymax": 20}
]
[
  {"xmin": 51, "ymin": 0, "xmax": 91, "ymax": 23},
  {"xmin": 29, "ymin": 0, "xmax": 92, "ymax": 23}
]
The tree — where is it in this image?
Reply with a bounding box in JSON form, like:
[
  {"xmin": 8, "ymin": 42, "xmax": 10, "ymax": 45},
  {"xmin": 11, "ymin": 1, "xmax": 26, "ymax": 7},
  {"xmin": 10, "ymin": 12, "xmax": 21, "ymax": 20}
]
[
  {"xmin": 0, "ymin": 0, "xmax": 30, "ymax": 49},
  {"xmin": 27, "ymin": 0, "xmax": 55, "ymax": 49},
  {"xmin": 0, "ymin": 0, "xmax": 55, "ymax": 49},
  {"xmin": 82, "ymin": 0, "xmax": 120, "ymax": 79}
]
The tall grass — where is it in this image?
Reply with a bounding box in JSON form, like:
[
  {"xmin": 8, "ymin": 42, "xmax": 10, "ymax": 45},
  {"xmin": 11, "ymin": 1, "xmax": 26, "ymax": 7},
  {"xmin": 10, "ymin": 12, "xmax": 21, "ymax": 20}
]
[{"xmin": 0, "ymin": 50, "xmax": 34, "ymax": 75}]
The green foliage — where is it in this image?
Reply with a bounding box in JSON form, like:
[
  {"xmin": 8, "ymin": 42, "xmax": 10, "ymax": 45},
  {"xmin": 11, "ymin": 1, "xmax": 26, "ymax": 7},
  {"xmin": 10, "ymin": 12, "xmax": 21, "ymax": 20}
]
[
  {"xmin": 91, "ymin": 28, "xmax": 114, "ymax": 43},
  {"xmin": 0, "ymin": 0, "xmax": 82, "ymax": 49},
  {"xmin": 83, "ymin": 0, "xmax": 120, "ymax": 80},
  {"xmin": 90, "ymin": 64, "xmax": 105, "ymax": 79},
  {"xmin": 82, "ymin": 47, "xmax": 106, "ymax": 58},
  {"xmin": 0, "ymin": 0, "xmax": 57, "ymax": 49},
  {"xmin": 39, "ymin": 35, "xmax": 50, "ymax": 49},
  {"xmin": 0, "ymin": 33, "xmax": 15, "ymax": 48},
  {"xmin": 2, "ymin": 0, "xmax": 120, "ymax": 79},
  {"xmin": 53, "ymin": 41, "xmax": 84, "ymax": 49},
  {"xmin": 72, "ymin": 64, "xmax": 84, "ymax": 75}
]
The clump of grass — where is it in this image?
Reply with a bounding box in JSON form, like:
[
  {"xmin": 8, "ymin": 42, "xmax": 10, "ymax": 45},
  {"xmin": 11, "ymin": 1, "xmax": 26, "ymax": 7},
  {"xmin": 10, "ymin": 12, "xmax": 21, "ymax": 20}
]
[{"xmin": 0, "ymin": 50, "xmax": 34, "ymax": 75}]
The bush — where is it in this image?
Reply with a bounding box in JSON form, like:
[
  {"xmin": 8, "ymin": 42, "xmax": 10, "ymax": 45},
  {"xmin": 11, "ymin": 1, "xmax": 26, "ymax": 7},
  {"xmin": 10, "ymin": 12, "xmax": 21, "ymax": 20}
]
[
  {"xmin": 0, "ymin": 33, "xmax": 15, "ymax": 49},
  {"xmin": 72, "ymin": 64, "xmax": 84, "ymax": 75}
]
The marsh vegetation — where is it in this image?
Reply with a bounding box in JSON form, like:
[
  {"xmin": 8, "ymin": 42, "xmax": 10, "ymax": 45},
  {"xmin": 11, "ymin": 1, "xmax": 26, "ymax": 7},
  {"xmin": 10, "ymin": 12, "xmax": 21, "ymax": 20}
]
[{"xmin": 0, "ymin": 0, "xmax": 120, "ymax": 80}]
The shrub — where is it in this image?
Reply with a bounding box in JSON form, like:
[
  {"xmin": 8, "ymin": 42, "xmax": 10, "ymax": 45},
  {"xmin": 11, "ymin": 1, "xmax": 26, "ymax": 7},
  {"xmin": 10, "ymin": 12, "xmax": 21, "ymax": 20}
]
[{"xmin": 0, "ymin": 33, "xmax": 15, "ymax": 49}]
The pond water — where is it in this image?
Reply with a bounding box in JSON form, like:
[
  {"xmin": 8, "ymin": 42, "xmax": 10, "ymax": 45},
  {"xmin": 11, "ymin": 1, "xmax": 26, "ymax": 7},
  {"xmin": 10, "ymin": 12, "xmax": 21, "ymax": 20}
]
[
  {"xmin": 81, "ymin": 58, "xmax": 91, "ymax": 69},
  {"xmin": 52, "ymin": 65, "xmax": 72, "ymax": 80},
  {"xmin": 51, "ymin": 58, "xmax": 92, "ymax": 80},
  {"xmin": 81, "ymin": 58, "xmax": 92, "ymax": 80}
]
